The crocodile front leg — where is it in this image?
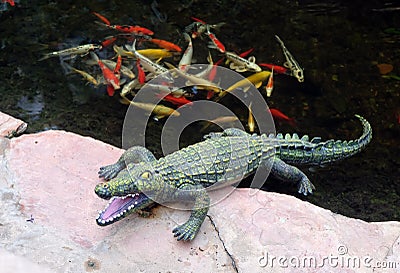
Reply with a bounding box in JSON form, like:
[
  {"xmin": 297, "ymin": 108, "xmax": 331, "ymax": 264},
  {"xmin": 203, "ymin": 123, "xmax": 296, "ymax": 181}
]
[
  {"xmin": 172, "ymin": 184, "xmax": 210, "ymax": 241},
  {"xmin": 269, "ymin": 158, "xmax": 315, "ymax": 195},
  {"xmin": 98, "ymin": 146, "xmax": 156, "ymax": 180}
]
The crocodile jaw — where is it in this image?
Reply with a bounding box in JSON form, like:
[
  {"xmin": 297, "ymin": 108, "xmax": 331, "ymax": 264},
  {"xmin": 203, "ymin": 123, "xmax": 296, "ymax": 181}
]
[{"xmin": 96, "ymin": 192, "xmax": 149, "ymax": 226}]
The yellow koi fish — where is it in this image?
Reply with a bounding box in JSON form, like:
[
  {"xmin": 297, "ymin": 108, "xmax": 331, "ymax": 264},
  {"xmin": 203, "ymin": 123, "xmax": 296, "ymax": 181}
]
[
  {"xmin": 218, "ymin": 71, "xmax": 271, "ymax": 98},
  {"xmin": 248, "ymin": 102, "xmax": 255, "ymax": 133},
  {"xmin": 113, "ymin": 46, "xmax": 172, "ymax": 61},
  {"xmin": 120, "ymin": 97, "xmax": 180, "ymax": 119},
  {"xmin": 201, "ymin": 116, "xmax": 240, "ymax": 131},
  {"xmin": 63, "ymin": 62, "xmax": 98, "ymax": 86}
]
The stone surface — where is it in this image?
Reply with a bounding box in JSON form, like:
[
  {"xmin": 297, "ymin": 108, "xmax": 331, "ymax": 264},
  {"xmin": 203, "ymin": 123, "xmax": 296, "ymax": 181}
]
[{"xmin": 0, "ymin": 111, "xmax": 399, "ymax": 273}]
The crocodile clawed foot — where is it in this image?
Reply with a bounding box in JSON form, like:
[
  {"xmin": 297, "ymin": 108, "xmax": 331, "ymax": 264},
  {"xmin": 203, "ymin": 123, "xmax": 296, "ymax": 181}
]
[
  {"xmin": 172, "ymin": 222, "xmax": 200, "ymax": 241},
  {"xmin": 203, "ymin": 132, "xmax": 223, "ymax": 140},
  {"xmin": 298, "ymin": 177, "xmax": 315, "ymax": 196},
  {"xmin": 98, "ymin": 164, "xmax": 121, "ymax": 180}
]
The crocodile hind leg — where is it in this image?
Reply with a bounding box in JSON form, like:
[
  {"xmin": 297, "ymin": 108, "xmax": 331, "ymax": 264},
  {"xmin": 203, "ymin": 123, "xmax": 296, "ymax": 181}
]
[
  {"xmin": 98, "ymin": 146, "xmax": 156, "ymax": 180},
  {"xmin": 172, "ymin": 184, "xmax": 210, "ymax": 241},
  {"xmin": 270, "ymin": 158, "xmax": 315, "ymax": 195}
]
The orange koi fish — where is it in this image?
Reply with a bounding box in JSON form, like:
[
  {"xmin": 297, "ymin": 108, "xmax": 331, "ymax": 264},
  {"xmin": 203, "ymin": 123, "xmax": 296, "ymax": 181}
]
[
  {"xmin": 93, "ymin": 12, "xmax": 154, "ymax": 35},
  {"xmin": 136, "ymin": 59, "xmax": 146, "ymax": 84},
  {"xmin": 114, "ymin": 54, "xmax": 122, "ymax": 75},
  {"xmin": 92, "ymin": 11, "xmax": 111, "ymax": 25},
  {"xmin": 2, "ymin": 0, "xmax": 15, "ymax": 6},
  {"xmin": 239, "ymin": 48, "xmax": 254, "ymax": 58},
  {"xmin": 259, "ymin": 63, "xmax": 289, "ymax": 75},
  {"xmin": 146, "ymin": 38, "xmax": 182, "ymax": 52},
  {"xmin": 156, "ymin": 93, "xmax": 193, "ymax": 107},
  {"xmin": 190, "ymin": 16, "xmax": 207, "ymax": 24},
  {"xmin": 100, "ymin": 36, "xmax": 118, "ymax": 48},
  {"xmin": 269, "ymin": 108, "xmax": 297, "ymax": 127},
  {"xmin": 265, "ymin": 67, "xmax": 274, "ymax": 97},
  {"xmin": 206, "ymin": 53, "xmax": 224, "ymax": 99},
  {"xmin": 90, "ymin": 52, "xmax": 120, "ymax": 96}
]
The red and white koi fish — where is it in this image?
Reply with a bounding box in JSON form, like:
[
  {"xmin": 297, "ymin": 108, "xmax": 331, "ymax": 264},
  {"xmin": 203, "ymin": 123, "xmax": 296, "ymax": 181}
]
[
  {"xmin": 185, "ymin": 17, "xmax": 225, "ymax": 39},
  {"xmin": 93, "ymin": 12, "xmax": 154, "ymax": 35},
  {"xmin": 269, "ymin": 108, "xmax": 297, "ymax": 127},
  {"xmin": 178, "ymin": 33, "xmax": 193, "ymax": 71},
  {"xmin": 90, "ymin": 52, "xmax": 120, "ymax": 96},
  {"xmin": 265, "ymin": 67, "xmax": 274, "ymax": 97},
  {"xmin": 86, "ymin": 58, "xmax": 135, "ymax": 79},
  {"xmin": 206, "ymin": 25, "xmax": 225, "ymax": 53}
]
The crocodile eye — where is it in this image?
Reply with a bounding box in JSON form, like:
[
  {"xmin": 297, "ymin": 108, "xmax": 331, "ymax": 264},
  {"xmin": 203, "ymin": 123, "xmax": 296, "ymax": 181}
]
[
  {"xmin": 140, "ymin": 171, "xmax": 151, "ymax": 179},
  {"xmin": 103, "ymin": 184, "xmax": 108, "ymax": 188}
]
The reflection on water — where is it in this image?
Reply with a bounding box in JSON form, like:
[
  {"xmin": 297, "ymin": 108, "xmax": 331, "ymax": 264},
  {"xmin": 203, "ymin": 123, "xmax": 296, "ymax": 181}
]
[{"xmin": 16, "ymin": 94, "xmax": 44, "ymax": 121}]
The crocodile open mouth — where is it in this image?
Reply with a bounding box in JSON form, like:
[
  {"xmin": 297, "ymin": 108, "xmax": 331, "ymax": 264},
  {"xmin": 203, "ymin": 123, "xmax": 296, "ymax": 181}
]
[{"xmin": 96, "ymin": 192, "xmax": 148, "ymax": 226}]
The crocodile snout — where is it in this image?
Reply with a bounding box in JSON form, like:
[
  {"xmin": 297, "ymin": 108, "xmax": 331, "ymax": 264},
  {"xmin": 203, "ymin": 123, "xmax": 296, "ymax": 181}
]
[{"xmin": 94, "ymin": 183, "xmax": 112, "ymax": 200}]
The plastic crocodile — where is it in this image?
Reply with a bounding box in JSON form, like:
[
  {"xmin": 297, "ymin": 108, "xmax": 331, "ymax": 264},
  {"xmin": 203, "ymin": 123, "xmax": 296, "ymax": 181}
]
[{"xmin": 94, "ymin": 115, "xmax": 372, "ymax": 241}]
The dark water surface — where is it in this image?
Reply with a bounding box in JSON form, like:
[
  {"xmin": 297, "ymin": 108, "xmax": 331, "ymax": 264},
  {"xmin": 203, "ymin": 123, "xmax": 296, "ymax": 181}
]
[{"xmin": 0, "ymin": 0, "xmax": 399, "ymax": 221}]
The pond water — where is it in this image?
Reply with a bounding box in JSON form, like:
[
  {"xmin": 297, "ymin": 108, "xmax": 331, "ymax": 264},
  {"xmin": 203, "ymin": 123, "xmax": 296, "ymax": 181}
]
[{"xmin": 0, "ymin": 0, "xmax": 399, "ymax": 222}]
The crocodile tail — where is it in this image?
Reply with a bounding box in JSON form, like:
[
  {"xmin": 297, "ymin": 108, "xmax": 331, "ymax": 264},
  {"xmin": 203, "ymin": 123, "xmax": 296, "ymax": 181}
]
[
  {"xmin": 310, "ymin": 114, "xmax": 372, "ymax": 165},
  {"xmin": 272, "ymin": 115, "xmax": 372, "ymax": 165}
]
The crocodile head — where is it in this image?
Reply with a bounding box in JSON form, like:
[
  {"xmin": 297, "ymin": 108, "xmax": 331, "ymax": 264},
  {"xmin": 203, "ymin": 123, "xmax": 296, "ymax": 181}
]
[{"xmin": 94, "ymin": 164, "xmax": 161, "ymax": 226}]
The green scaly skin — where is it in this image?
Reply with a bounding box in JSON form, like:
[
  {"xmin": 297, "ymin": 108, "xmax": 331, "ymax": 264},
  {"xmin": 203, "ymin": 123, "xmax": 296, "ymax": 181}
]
[{"xmin": 94, "ymin": 115, "xmax": 372, "ymax": 241}]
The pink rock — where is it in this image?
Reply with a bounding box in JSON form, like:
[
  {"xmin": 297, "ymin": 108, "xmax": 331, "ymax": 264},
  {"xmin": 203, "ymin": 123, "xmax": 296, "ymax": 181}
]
[
  {"xmin": 1, "ymin": 111, "xmax": 399, "ymax": 273},
  {"xmin": 0, "ymin": 249, "xmax": 53, "ymax": 273},
  {"xmin": 0, "ymin": 112, "xmax": 26, "ymax": 138}
]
